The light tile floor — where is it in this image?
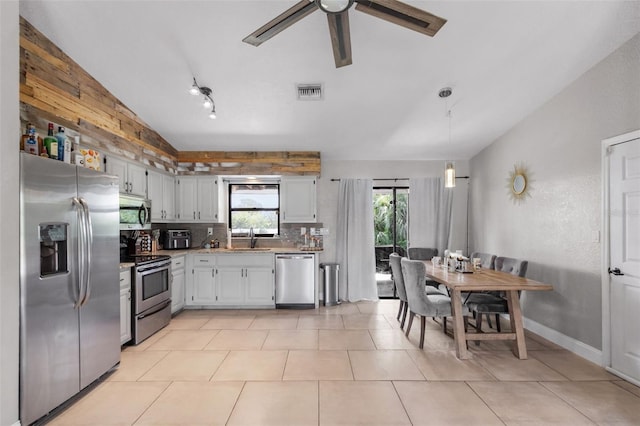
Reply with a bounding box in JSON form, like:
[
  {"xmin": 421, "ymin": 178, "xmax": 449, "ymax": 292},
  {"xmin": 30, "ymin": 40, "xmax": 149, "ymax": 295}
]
[{"xmin": 49, "ymin": 300, "xmax": 640, "ymax": 425}]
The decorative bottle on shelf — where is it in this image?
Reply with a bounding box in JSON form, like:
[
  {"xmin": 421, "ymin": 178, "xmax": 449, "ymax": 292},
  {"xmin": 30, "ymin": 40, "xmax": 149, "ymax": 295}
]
[
  {"xmin": 43, "ymin": 123, "xmax": 57, "ymax": 159},
  {"xmin": 24, "ymin": 124, "xmax": 39, "ymax": 155},
  {"xmin": 55, "ymin": 126, "xmax": 66, "ymax": 161}
]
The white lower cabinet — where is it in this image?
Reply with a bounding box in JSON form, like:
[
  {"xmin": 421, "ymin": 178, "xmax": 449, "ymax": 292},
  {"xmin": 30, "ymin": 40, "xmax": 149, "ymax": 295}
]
[
  {"xmin": 190, "ymin": 255, "xmax": 216, "ymax": 305},
  {"xmin": 119, "ymin": 269, "xmax": 131, "ymax": 345},
  {"xmin": 186, "ymin": 253, "xmax": 274, "ymax": 308},
  {"xmin": 171, "ymin": 255, "xmax": 186, "ymax": 314}
]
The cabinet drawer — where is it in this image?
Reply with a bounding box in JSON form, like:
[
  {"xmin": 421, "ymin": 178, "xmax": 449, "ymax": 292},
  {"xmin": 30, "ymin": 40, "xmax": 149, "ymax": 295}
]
[
  {"xmin": 119, "ymin": 269, "xmax": 131, "ymax": 290},
  {"xmin": 216, "ymin": 253, "xmax": 274, "ymax": 267},
  {"xmin": 192, "ymin": 255, "xmax": 215, "ymax": 265},
  {"xmin": 171, "ymin": 255, "xmax": 186, "ymax": 270}
]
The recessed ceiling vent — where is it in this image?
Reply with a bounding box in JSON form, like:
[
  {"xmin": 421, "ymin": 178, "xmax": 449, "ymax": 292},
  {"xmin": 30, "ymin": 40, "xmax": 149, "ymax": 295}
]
[{"xmin": 297, "ymin": 84, "xmax": 323, "ymax": 101}]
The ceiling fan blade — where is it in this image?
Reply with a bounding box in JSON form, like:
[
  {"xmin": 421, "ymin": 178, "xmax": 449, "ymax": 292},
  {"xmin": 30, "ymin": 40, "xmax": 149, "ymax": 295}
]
[
  {"xmin": 327, "ymin": 11, "xmax": 353, "ymax": 68},
  {"xmin": 354, "ymin": 0, "xmax": 447, "ymax": 37},
  {"xmin": 243, "ymin": 0, "xmax": 319, "ymax": 46}
]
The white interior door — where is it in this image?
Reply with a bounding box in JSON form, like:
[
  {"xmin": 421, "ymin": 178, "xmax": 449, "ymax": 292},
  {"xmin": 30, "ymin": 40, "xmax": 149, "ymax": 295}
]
[{"xmin": 610, "ymin": 135, "xmax": 640, "ymax": 383}]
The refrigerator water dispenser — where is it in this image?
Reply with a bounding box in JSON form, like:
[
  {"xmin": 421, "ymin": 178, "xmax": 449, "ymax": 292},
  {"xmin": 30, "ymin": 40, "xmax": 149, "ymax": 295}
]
[{"xmin": 39, "ymin": 223, "xmax": 68, "ymax": 276}]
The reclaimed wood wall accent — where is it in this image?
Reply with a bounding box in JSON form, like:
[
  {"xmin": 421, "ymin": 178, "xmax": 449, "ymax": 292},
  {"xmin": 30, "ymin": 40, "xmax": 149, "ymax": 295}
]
[
  {"xmin": 19, "ymin": 17, "xmax": 321, "ymax": 177},
  {"xmin": 177, "ymin": 151, "xmax": 321, "ymax": 176},
  {"xmin": 19, "ymin": 17, "xmax": 178, "ymax": 172}
]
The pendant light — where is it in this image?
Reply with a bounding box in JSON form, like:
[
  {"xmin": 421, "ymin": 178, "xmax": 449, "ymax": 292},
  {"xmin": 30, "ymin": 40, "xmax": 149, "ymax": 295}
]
[{"xmin": 439, "ymin": 87, "xmax": 455, "ymax": 188}]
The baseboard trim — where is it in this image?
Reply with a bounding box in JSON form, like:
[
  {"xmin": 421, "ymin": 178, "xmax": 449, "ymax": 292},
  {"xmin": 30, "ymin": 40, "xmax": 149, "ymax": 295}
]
[{"xmin": 522, "ymin": 316, "xmax": 603, "ymax": 365}]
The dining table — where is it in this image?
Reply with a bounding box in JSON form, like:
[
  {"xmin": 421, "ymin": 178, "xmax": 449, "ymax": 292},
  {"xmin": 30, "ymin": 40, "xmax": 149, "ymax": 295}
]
[{"xmin": 421, "ymin": 261, "xmax": 554, "ymax": 360}]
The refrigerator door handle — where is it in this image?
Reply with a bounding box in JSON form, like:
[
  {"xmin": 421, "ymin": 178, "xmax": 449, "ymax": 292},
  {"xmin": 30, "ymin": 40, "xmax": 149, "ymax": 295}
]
[
  {"xmin": 79, "ymin": 198, "xmax": 93, "ymax": 306},
  {"xmin": 72, "ymin": 197, "xmax": 86, "ymax": 308}
]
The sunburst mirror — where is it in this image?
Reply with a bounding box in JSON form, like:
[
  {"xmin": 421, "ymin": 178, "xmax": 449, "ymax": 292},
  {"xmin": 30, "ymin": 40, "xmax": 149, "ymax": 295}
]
[{"xmin": 507, "ymin": 163, "xmax": 532, "ymax": 203}]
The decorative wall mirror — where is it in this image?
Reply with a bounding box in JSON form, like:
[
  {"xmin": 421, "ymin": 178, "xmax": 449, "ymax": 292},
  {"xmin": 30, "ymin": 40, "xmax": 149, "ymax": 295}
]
[{"xmin": 507, "ymin": 163, "xmax": 532, "ymax": 203}]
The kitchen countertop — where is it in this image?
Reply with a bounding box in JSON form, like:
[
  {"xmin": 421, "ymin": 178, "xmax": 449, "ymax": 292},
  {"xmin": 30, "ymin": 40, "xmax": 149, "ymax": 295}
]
[{"xmin": 119, "ymin": 247, "xmax": 323, "ymax": 268}]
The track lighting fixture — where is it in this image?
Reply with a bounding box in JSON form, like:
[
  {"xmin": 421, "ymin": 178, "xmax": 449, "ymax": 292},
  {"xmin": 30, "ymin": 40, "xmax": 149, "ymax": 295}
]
[{"xmin": 189, "ymin": 77, "xmax": 216, "ymax": 119}]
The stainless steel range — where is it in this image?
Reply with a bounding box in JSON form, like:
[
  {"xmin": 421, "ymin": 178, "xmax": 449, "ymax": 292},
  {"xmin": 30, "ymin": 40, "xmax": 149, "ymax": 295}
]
[{"xmin": 125, "ymin": 254, "xmax": 172, "ymax": 344}]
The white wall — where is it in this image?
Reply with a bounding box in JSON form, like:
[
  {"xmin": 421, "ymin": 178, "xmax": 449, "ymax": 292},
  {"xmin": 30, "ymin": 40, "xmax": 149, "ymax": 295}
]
[
  {"xmin": 0, "ymin": 1, "xmax": 20, "ymax": 424},
  {"xmin": 317, "ymin": 160, "xmax": 470, "ymax": 266},
  {"xmin": 469, "ymin": 33, "xmax": 640, "ymax": 353}
]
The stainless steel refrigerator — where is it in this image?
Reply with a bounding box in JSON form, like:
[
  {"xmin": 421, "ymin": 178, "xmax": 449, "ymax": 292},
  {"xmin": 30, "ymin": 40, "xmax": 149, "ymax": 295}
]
[{"xmin": 20, "ymin": 152, "xmax": 120, "ymax": 425}]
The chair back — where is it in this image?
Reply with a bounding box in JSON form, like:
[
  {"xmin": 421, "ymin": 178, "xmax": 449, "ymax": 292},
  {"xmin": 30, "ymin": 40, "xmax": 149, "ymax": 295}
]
[
  {"xmin": 407, "ymin": 247, "xmax": 438, "ymax": 260},
  {"xmin": 470, "ymin": 252, "xmax": 497, "ymax": 269},
  {"xmin": 388, "ymin": 253, "xmax": 407, "ymax": 302},
  {"xmin": 401, "ymin": 258, "xmax": 452, "ymax": 317},
  {"xmin": 495, "ymin": 257, "xmax": 528, "ymax": 277}
]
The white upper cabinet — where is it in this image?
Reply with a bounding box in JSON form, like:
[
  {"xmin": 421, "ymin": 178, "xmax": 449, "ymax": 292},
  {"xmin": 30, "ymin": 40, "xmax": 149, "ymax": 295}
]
[
  {"xmin": 177, "ymin": 176, "xmax": 219, "ymax": 222},
  {"xmin": 106, "ymin": 156, "xmax": 147, "ymax": 197},
  {"xmin": 147, "ymin": 169, "xmax": 175, "ymax": 222},
  {"xmin": 280, "ymin": 176, "xmax": 317, "ymax": 223}
]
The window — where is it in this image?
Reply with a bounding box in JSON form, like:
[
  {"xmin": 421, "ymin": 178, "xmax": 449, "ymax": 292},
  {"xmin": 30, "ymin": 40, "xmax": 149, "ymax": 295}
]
[{"xmin": 228, "ymin": 183, "xmax": 279, "ymax": 236}]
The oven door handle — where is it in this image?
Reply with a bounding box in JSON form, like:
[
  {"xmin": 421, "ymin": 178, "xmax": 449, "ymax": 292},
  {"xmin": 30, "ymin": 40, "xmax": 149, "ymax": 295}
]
[
  {"xmin": 138, "ymin": 299, "xmax": 171, "ymax": 319},
  {"xmin": 137, "ymin": 263, "xmax": 171, "ymax": 274}
]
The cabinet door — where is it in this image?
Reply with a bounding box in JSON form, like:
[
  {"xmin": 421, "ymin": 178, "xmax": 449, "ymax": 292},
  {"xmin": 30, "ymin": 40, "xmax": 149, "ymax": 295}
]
[
  {"xmin": 119, "ymin": 287, "xmax": 131, "ymax": 344},
  {"xmin": 197, "ymin": 177, "xmax": 218, "ymax": 222},
  {"xmin": 216, "ymin": 267, "xmax": 245, "ymax": 305},
  {"xmin": 171, "ymin": 269, "xmax": 185, "ymax": 314},
  {"xmin": 163, "ymin": 175, "xmax": 175, "ymax": 221},
  {"xmin": 127, "ymin": 163, "xmax": 147, "ymax": 197},
  {"xmin": 147, "ymin": 170, "xmax": 164, "ymax": 221},
  {"xmin": 177, "ymin": 177, "xmax": 197, "ymax": 221},
  {"xmin": 281, "ymin": 177, "xmax": 317, "ymax": 223},
  {"xmin": 192, "ymin": 267, "xmax": 216, "ymax": 305},
  {"xmin": 119, "ymin": 270, "xmax": 131, "ymax": 344},
  {"xmin": 107, "ymin": 157, "xmax": 128, "ymax": 193},
  {"xmin": 245, "ymin": 267, "xmax": 275, "ymax": 306}
]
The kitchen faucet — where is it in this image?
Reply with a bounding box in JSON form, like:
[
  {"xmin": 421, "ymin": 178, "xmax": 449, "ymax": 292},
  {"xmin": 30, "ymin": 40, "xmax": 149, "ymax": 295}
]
[{"xmin": 249, "ymin": 227, "xmax": 257, "ymax": 248}]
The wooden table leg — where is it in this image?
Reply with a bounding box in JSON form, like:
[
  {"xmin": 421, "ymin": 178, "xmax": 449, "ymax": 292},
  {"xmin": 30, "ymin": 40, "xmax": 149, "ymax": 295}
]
[
  {"xmin": 506, "ymin": 290, "xmax": 527, "ymax": 359},
  {"xmin": 451, "ymin": 289, "xmax": 470, "ymax": 359}
]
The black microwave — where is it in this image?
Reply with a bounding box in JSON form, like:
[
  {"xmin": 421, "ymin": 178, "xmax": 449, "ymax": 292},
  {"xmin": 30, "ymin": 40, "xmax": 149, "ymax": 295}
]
[{"xmin": 119, "ymin": 194, "xmax": 151, "ymax": 230}]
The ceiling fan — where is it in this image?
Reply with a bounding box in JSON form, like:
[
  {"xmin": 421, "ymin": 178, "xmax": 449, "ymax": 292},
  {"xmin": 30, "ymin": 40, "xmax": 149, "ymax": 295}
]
[{"xmin": 242, "ymin": 0, "xmax": 447, "ymax": 68}]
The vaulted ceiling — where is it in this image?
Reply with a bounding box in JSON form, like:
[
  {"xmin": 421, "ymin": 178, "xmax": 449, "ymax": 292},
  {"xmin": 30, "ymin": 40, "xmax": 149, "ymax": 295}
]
[{"xmin": 19, "ymin": 1, "xmax": 640, "ymax": 160}]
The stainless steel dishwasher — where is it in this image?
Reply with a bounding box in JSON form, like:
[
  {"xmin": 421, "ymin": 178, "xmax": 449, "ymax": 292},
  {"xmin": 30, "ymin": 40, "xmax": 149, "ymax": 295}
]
[{"xmin": 275, "ymin": 254, "xmax": 315, "ymax": 309}]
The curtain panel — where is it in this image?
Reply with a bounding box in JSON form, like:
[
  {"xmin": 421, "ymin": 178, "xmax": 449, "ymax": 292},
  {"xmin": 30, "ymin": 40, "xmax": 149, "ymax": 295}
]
[
  {"xmin": 408, "ymin": 177, "xmax": 453, "ymax": 256},
  {"xmin": 336, "ymin": 178, "xmax": 378, "ymax": 302}
]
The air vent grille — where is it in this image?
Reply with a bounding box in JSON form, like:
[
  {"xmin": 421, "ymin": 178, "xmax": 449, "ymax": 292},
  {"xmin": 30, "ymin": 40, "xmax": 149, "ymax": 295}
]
[{"xmin": 297, "ymin": 84, "xmax": 323, "ymax": 101}]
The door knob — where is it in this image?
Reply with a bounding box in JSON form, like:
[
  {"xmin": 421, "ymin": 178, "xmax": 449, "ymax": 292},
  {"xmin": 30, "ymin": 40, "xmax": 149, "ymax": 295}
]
[{"xmin": 608, "ymin": 267, "xmax": 624, "ymax": 276}]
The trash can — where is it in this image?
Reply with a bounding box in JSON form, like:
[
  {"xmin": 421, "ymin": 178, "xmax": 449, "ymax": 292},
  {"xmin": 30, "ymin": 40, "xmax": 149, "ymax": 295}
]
[{"xmin": 320, "ymin": 263, "xmax": 340, "ymax": 307}]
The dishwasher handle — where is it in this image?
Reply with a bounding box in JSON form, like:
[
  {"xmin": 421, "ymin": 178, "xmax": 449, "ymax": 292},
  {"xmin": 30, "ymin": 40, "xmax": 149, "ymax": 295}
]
[{"xmin": 276, "ymin": 254, "xmax": 314, "ymax": 260}]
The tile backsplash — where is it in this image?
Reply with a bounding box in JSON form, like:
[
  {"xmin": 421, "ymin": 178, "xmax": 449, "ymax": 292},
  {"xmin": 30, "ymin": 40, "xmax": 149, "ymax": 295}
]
[{"xmin": 149, "ymin": 222, "xmax": 323, "ymax": 250}]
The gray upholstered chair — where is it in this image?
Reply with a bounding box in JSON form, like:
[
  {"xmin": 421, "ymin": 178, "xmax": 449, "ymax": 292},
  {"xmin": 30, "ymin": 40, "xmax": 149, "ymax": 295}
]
[
  {"xmin": 401, "ymin": 258, "xmax": 468, "ymax": 349},
  {"xmin": 407, "ymin": 247, "xmax": 438, "ymax": 261},
  {"xmin": 470, "ymin": 252, "xmax": 497, "ymax": 270},
  {"xmin": 389, "ymin": 253, "xmax": 409, "ymax": 329},
  {"xmin": 465, "ymin": 256, "xmax": 528, "ymax": 335},
  {"xmin": 407, "ymin": 247, "xmax": 443, "ymax": 291}
]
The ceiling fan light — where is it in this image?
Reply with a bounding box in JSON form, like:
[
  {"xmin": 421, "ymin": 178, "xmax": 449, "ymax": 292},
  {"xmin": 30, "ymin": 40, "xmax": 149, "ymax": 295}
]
[{"xmin": 317, "ymin": 0, "xmax": 353, "ymax": 14}]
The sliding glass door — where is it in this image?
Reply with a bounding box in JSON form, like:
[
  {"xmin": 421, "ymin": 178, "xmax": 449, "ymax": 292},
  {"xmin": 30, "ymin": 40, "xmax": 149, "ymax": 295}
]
[{"xmin": 373, "ymin": 187, "xmax": 408, "ymax": 298}]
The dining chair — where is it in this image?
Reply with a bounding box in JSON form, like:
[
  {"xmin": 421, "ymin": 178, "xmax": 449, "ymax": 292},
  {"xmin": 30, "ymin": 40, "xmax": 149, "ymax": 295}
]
[
  {"xmin": 401, "ymin": 258, "xmax": 468, "ymax": 349},
  {"xmin": 465, "ymin": 256, "xmax": 528, "ymax": 335},
  {"xmin": 470, "ymin": 252, "xmax": 497, "ymax": 270},
  {"xmin": 407, "ymin": 247, "xmax": 442, "ymax": 290},
  {"xmin": 407, "ymin": 247, "xmax": 438, "ymax": 261},
  {"xmin": 389, "ymin": 253, "xmax": 409, "ymax": 329}
]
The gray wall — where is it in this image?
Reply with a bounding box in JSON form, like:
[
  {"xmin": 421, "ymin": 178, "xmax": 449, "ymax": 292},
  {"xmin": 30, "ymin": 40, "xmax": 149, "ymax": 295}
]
[
  {"xmin": 317, "ymin": 160, "xmax": 470, "ymax": 266},
  {"xmin": 469, "ymin": 33, "xmax": 640, "ymax": 352},
  {"xmin": 0, "ymin": 1, "xmax": 20, "ymax": 424}
]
